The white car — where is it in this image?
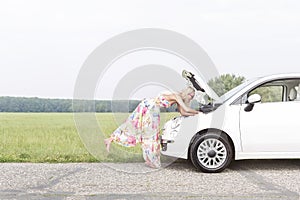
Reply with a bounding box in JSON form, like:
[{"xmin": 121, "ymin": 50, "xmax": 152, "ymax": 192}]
[{"xmin": 161, "ymin": 73, "xmax": 300, "ymax": 173}]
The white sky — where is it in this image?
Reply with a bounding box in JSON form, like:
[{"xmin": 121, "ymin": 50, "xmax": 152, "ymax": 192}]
[{"xmin": 0, "ymin": 0, "xmax": 300, "ymax": 99}]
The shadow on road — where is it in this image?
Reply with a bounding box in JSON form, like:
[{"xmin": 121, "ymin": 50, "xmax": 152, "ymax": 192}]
[
  {"xmin": 166, "ymin": 158, "xmax": 300, "ymax": 172},
  {"xmin": 229, "ymin": 159, "xmax": 300, "ymax": 171}
]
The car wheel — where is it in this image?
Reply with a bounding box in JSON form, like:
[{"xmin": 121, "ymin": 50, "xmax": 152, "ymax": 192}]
[{"xmin": 189, "ymin": 132, "xmax": 233, "ymax": 173}]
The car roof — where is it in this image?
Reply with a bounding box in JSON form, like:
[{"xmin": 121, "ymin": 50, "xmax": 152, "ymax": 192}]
[{"xmin": 256, "ymin": 73, "xmax": 300, "ymax": 80}]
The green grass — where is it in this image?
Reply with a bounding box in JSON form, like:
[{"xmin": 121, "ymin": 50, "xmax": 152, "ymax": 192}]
[{"xmin": 0, "ymin": 112, "xmax": 178, "ymax": 162}]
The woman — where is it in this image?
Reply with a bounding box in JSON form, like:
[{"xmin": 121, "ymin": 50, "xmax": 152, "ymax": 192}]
[{"xmin": 104, "ymin": 86, "xmax": 199, "ymax": 168}]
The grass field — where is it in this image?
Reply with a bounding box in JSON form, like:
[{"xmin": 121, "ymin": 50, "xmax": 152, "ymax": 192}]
[{"xmin": 0, "ymin": 112, "xmax": 178, "ymax": 163}]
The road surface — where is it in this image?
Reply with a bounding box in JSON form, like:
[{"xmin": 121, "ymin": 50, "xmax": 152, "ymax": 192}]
[{"xmin": 0, "ymin": 160, "xmax": 300, "ymax": 199}]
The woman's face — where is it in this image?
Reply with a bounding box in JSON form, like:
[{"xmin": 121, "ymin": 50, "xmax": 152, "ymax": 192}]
[{"xmin": 187, "ymin": 91, "xmax": 195, "ymax": 100}]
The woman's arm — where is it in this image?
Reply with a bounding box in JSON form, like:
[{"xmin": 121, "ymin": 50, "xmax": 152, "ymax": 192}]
[
  {"xmin": 177, "ymin": 104, "xmax": 198, "ymax": 116},
  {"xmin": 162, "ymin": 93, "xmax": 199, "ymax": 116},
  {"xmin": 176, "ymin": 97, "xmax": 199, "ymax": 116}
]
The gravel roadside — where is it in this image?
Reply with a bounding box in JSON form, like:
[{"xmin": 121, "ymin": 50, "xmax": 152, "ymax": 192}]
[{"xmin": 0, "ymin": 160, "xmax": 299, "ymax": 200}]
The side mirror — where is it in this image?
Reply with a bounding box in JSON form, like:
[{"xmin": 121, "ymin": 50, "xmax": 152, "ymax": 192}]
[
  {"xmin": 244, "ymin": 94, "xmax": 261, "ymax": 112},
  {"xmin": 247, "ymin": 94, "xmax": 261, "ymax": 104}
]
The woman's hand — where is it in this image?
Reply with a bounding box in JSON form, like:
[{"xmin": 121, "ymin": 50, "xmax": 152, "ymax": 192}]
[
  {"xmin": 185, "ymin": 107, "xmax": 199, "ymax": 114},
  {"xmin": 177, "ymin": 104, "xmax": 199, "ymax": 116}
]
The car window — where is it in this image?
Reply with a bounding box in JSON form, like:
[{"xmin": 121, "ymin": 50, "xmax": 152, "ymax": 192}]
[
  {"xmin": 249, "ymin": 85, "xmax": 284, "ymax": 103},
  {"xmin": 248, "ymin": 78, "xmax": 300, "ymax": 103},
  {"xmin": 296, "ymin": 86, "xmax": 300, "ymax": 101}
]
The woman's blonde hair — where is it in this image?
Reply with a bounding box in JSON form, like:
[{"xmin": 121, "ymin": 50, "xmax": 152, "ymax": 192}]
[{"xmin": 178, "ymin": 86, "xmax": 195, "ymax": 106}]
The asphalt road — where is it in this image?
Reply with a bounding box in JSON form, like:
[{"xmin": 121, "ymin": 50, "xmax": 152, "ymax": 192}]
[{"xmin": 1, "ymin": 159, "xmax": 300, "ymax": 200}]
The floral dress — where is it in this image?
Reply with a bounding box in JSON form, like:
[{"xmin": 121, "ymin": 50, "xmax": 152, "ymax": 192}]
[{"xmin": 109, "ymin": 95, "xmax": 170, "ymax": 168}]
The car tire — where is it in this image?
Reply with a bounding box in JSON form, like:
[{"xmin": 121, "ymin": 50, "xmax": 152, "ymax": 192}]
[{"xmin": 189, "ymin": 131, "xmax": 233, "ymax": 173}]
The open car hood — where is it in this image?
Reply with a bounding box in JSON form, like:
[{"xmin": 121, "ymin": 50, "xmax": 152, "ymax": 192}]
[{"xmin": 182, "ymin": 70, "xmax": 220, "ymax": 102}]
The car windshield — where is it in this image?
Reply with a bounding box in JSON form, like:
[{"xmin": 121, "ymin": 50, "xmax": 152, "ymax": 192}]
[{"xmin": 214, "ymin": 77, "xmax": 259, "ymax": 104}]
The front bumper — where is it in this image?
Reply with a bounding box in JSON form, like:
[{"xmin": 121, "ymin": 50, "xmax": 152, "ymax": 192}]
[{"xmin": 160, "ymin": 116, "xmax": 184, "ymax": 151}]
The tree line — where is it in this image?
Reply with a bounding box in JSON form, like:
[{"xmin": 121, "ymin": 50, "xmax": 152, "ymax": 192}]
[
  {"xmin": 0, "ymin": 74, "xmax": 246, "ymax": 112},
  {"xmin": 0, "ymin": 97, "xmax": 132, "ymax": 112},
  {"xmin": 0, "ymin": 97, "xmax": 186, "ymax": 112}
]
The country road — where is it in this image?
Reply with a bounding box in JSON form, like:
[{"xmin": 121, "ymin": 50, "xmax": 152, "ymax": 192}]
[{"xmin": 1, "ymin": 160, "xmax": 300, "ymax": 200}]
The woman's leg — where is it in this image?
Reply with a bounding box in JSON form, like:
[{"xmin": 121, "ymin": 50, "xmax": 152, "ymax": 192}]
[
  {"xmin": 103, "ymin": 100, "xmax": 145, "ymax": 153},
  {"xmin": 141, "ymin": 106, "xmax": 162, "ymax": 168},
  {"xmin": 104, "ymin": 125, "xmax": 138, "ymax": 153},
  {"xmin": 141, "ymin": 133, "xmax": 161, "ymax": 168},
  {"xmin": 104, "ymin": 137, "xmax": 113, "ymax": 152}
]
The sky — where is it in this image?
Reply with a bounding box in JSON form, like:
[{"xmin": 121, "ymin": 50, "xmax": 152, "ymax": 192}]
[{"xmin": 0, "ymin": 0, "xmax": 300, "ymax": 99}]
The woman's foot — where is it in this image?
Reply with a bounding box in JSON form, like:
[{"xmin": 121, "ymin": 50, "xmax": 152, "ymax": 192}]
[
  {"xmin": 104, "ymin": 138, "xmax": 113, "ymax": 152},
  {"xmin": 145, "ymin": 161, "xmax": 160, "ymax": 169}
]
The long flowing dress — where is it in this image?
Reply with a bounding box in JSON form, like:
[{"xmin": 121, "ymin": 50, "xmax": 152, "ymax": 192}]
[{"xmin": 109, "ymin": 95, "xmax": 171, "ymax": 168}]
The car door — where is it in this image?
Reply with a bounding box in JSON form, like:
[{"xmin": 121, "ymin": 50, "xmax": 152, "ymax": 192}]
[{"xmin": 240, "ymin": 80, "xmax": 300, "ymax": 153}]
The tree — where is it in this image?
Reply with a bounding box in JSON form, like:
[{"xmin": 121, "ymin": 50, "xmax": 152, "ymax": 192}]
[{"xmin": 208, "ymin": 74, "xmax": 246, "ymax": 96}]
